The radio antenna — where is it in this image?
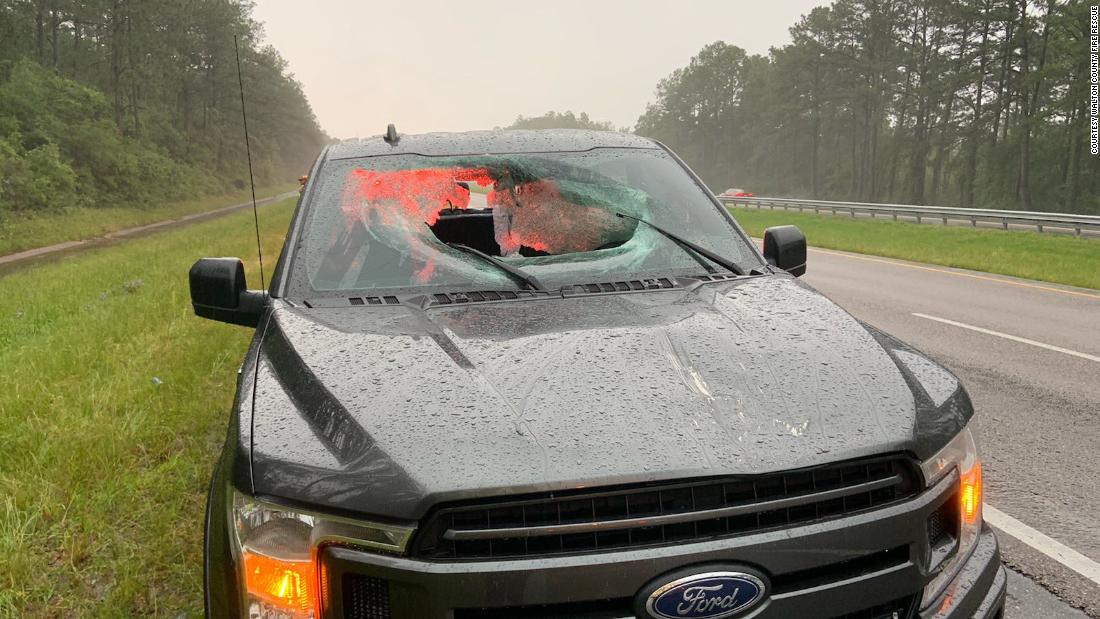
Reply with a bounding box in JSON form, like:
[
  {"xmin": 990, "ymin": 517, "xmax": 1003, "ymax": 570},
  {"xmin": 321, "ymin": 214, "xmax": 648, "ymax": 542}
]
[{"xmin": 233, "ymin": 34, "xmax": 265, "ymax": 293}]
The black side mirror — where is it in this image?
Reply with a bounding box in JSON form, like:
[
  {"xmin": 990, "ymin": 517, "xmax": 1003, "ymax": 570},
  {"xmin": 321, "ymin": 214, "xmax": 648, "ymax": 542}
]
[
  {"xmin": 762, "ymin": 225, "xmax": 807, "ymax": 277},
  {"xmin": 188, "ymin": 258, "xmax": 265, "ymax": 327}
]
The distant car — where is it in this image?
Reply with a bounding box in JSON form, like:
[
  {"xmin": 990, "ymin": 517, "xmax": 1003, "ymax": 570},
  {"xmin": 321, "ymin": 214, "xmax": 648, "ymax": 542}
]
[
  {"xmin": 720, "ymin": 187, "xmax": 754, "ymax": 197},
  {"xmin": 190, "ymin": 129, "xmax": 1003, "ymax": 619}
]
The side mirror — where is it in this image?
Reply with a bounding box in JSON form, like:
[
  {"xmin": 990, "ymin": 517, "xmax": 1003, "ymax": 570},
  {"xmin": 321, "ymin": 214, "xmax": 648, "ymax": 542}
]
[
  {"xmin": 188, "ymin": 258, "xmax": 265, "ymax": 327},
  {"xmin": 762, "ymin": 225, "xmax": 807, "ymax": 277}
]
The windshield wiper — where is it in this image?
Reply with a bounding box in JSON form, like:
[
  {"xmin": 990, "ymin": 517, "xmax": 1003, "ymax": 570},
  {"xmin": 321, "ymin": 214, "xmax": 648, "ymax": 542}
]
[
  {"xmin": 445, "ymin": 242, "xmax": 546, "ymax": 291},
  {"xmin": 612, "ymin": 212, "xmax": 745, "ymax": 276}
]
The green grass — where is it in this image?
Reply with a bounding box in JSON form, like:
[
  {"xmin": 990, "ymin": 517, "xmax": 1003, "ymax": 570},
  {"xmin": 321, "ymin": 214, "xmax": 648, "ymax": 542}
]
[
  {"xmin": 729, "ymin": 207, "xmax": 1100, "ymax": 290},
  {"xmin": 0, "ymin": 183, "xmax": 297, "ymax": 257},
  {"xmin": 0, "ymin": 199, "xmax": 295, "ymax": 618}
]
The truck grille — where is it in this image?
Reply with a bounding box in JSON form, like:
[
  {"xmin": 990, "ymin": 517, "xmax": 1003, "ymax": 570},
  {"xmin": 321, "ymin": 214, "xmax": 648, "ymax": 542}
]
[
  {"xmin": 413, "ymin": 456, "xmax": 918, "ymax": 560},
  {"xmin": 336, "ymin": 551, "xmax": 917, "ymax": 619},
  {"xmin": 450, "ymin": 593, "xmax": 917, "ymax": 619}
]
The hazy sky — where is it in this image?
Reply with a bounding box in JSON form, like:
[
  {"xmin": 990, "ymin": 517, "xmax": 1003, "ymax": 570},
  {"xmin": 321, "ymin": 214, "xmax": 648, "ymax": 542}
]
[{"xmin": 252, "ymin": 1, "xmax": 825, "ymax": 138}]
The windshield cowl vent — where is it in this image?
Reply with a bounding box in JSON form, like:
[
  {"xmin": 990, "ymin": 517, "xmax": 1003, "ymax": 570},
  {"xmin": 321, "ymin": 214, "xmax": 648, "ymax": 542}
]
[
  {"xmin": 348, "ymin": 295, "xmax": 400, "ymax": 306},
  {"xmin": 690, "ymin": 273, "xmax": 739, "ymax": 282},
  {"xmin": 562, "ymin": 277, "xmax": 676, "ymax": 296},
  {"xmin": 431, "ymin": 290, "xmax": 552, "ymax": 306},
  {"xmin": 332, "ymin": 274, "xmax": 738, "ymax": 309}
]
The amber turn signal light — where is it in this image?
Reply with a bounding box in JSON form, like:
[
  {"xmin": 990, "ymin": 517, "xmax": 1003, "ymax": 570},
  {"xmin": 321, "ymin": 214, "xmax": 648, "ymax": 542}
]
[
  {"xmin": 960, "ymin": 460, "xmax": 982, "ymax": 525},
  {"xmin": 242, "ymin": 550, "xmax": 316, "ymax": 617}
]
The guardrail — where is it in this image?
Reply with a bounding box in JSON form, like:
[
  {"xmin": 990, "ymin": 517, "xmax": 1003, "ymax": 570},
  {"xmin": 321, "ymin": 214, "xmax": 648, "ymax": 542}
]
[{"xmin": 718, "ymin": 196, "xmax": 1100, "ymax": 237}]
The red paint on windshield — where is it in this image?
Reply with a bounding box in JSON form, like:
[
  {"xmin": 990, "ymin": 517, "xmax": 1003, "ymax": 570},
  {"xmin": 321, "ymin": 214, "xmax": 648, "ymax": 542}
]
[
  {"xmin": 339, "ymin": 167, "xmax": 496, "ymax": 283},
  {"xmin": 337, "ymin": 167, "xmax": 629, "ymax": 283},
  {"xmin": 340, "ymin": 167, "xmax": 494, "ymax": 227},
  {"xmin": 489, "ymin": 181, "xmax": 627, "ymax": 255}
]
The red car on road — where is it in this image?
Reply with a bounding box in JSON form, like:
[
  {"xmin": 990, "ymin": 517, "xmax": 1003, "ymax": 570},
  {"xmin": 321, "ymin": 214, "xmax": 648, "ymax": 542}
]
[{"xmin": 720, "ymin": 187, "xmax": 754, "ymax": 197}]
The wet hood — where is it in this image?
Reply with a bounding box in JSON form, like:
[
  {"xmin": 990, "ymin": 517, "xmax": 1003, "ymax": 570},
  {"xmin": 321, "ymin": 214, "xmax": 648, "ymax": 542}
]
[{"xmin": 248, "ymin": 275, "xmax": 972, "ymax": 521}]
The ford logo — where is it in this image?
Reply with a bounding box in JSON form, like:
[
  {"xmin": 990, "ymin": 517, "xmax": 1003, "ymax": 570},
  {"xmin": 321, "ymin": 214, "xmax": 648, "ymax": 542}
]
[{"xmin": 642, "ymin": 570, "xmax": 767, "ymax": 619}]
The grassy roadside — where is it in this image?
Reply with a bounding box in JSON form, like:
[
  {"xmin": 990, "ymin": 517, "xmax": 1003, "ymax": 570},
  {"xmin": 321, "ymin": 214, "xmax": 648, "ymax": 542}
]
[
  {"xmin": 0, "ymin": 183, "xmax": 297, "ymax": 257},
  {"xmin": 0, "ymin": 198, "xmax": 295, "ymax": 617},
  {"xmin": 729, "ymin": 207, "xmax": 1100, "ymax": 291}
]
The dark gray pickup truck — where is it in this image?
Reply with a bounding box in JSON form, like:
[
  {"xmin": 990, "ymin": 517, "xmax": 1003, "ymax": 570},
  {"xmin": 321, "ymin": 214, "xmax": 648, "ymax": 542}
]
[{"xmin": 190, "ymin": 129, "xmax": 1005, "ymax": 619}]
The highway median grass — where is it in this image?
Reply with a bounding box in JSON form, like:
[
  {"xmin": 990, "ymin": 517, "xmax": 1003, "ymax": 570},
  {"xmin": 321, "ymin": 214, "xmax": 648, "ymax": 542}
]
[
  {"xmin": 0, "ymin": 182, "xmax": 297, "ymax": 258},
  {"xmin": 728, "ymin": 207, "xmax": 1100, "ymax": 291},
  {"xmin": 0, "ymin": 198, "xmax": 294, "ymax": 617}
]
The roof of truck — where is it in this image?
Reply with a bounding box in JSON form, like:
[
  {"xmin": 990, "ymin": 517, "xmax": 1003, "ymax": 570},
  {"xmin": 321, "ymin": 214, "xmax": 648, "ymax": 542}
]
[{"xmin": 325, "ymin": 128, "xmax": 660, "ymax": 159}]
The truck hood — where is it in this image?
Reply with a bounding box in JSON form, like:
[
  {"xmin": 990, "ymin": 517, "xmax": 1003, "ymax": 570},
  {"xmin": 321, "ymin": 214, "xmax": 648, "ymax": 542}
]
[{"xmin": 248, "ymin": 275, "xmax": 971, "ymax": 521}]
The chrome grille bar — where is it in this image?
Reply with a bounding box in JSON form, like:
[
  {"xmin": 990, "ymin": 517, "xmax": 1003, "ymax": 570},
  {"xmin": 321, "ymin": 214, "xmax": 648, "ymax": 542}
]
[{"xmin": 415, "ymin": 455, "xmax": 919, "ymax": 559}]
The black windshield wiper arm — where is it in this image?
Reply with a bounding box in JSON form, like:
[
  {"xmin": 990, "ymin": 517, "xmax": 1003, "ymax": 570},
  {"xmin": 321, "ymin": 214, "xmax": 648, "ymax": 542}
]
[
  {"xmin": 445, "ymin": 242, "xmax": 546, "ymax": 291},
  {"xmin": 612, "ymin": 212, "xmax": 745, "ymax": 276}
]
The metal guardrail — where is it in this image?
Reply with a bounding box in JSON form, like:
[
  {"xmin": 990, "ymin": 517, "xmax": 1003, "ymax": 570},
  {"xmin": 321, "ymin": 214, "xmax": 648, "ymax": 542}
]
[{"xmin": 718, "ymin": 196, "xmax": 1100, "ymax": 237}]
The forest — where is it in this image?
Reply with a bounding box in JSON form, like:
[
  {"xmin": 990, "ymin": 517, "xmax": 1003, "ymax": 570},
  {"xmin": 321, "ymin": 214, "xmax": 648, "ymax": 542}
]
[
  {"xmin": 0, "ymin": 0, "xmax": 326, "ymax": 214},
  {"xmin": 507, "ymin": 110, "xmax": 618, "ymax": 132},
  {"xmin": 1, "ymin": 1, "xmax": 1094, "ymax": 218},
  {"xmin": 636, "ymin": 0, "xmax": 1097, "ymax": 213}
]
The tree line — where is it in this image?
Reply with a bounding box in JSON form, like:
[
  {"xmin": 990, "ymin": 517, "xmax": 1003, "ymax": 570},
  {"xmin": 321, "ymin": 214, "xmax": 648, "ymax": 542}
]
[
  {"xmin": 0, "ymin": 0, "xmax": 327, "ymax": 213},
  {"xmin": 506, "ymin": 110, "xmax": 617, "ymax": 131},
  {"xmin": 636, "ymin": 0, "xmax": 1096, "ymax": 214}
]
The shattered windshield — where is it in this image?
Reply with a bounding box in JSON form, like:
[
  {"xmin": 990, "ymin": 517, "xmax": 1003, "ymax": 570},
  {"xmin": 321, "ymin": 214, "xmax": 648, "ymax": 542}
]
[{"xmin": 290, "ymin": 147, "xmax": 758, "ymax": 295}]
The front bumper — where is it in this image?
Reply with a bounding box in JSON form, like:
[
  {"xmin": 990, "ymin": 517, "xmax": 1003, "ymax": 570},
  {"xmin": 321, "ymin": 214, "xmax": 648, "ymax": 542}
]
[
  {"xmin": 921, "ymin": 526, "xmax": 1006, "ymax": 619},
  {"xmin": 316, "ymin": 473, "xmax": 1006, "ymax": 618}
]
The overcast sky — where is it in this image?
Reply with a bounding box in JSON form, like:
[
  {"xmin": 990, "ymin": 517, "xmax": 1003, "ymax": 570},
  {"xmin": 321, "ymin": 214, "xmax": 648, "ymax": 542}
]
[{"xmin": 251, "ymin": 0, "xmax": 825, "ymax": 138}]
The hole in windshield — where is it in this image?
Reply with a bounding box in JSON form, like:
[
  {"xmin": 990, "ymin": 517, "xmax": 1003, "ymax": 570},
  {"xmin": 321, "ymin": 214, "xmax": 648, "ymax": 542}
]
[{"xmin": 292, "ymin": 148, "xmax": 754, "ymax": 295}]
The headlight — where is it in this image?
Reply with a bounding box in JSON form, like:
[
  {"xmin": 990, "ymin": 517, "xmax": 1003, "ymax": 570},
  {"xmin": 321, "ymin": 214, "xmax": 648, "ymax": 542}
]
[
  {"xmin": 919, "ymin": 425, "xmax": 983, "ymax": 609},
  {"xmin": 230, "ymin": 491, "xmax": 415, "ymax": 618}
]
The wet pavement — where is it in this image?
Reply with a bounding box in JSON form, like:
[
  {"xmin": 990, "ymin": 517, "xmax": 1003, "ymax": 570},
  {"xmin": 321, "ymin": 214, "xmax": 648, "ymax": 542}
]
[
  {"xmin": 800, "ymin": 245, "xmax": 1100, "ymax": 617},
  {"xmin": 1006, "ymin": 569, "xmax": 1089, "ymax": 618}
]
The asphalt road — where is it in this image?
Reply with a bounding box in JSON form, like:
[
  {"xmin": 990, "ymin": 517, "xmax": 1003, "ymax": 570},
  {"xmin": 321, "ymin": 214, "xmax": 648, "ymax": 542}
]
[{"xmin": 800, "ymin": 245, "xmax": 1100, "ymax": 618}]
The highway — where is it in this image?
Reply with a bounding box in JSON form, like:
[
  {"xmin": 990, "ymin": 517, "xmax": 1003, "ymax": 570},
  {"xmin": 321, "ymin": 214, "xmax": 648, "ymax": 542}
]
[
  {"xmin": 801, "ymin": 245, "xmax": 1100, "ymax": 618},
  {"xmin": 3, "ymin": 188, "xmax": 1095, "ymax": 615}
]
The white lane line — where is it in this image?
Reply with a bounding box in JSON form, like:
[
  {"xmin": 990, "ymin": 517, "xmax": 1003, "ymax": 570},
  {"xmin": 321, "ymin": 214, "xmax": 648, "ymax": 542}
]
[
  {"xmin": 910, "ymin": 312, "xmax": 1100, "ymax": 581},
  {"xmin": 912, "ymin": 313, "xmax": 1100, "ymax": 363},
  {"xmin": 985, "ymin": 505, "xmax": 1100, "ymax": 586}
]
